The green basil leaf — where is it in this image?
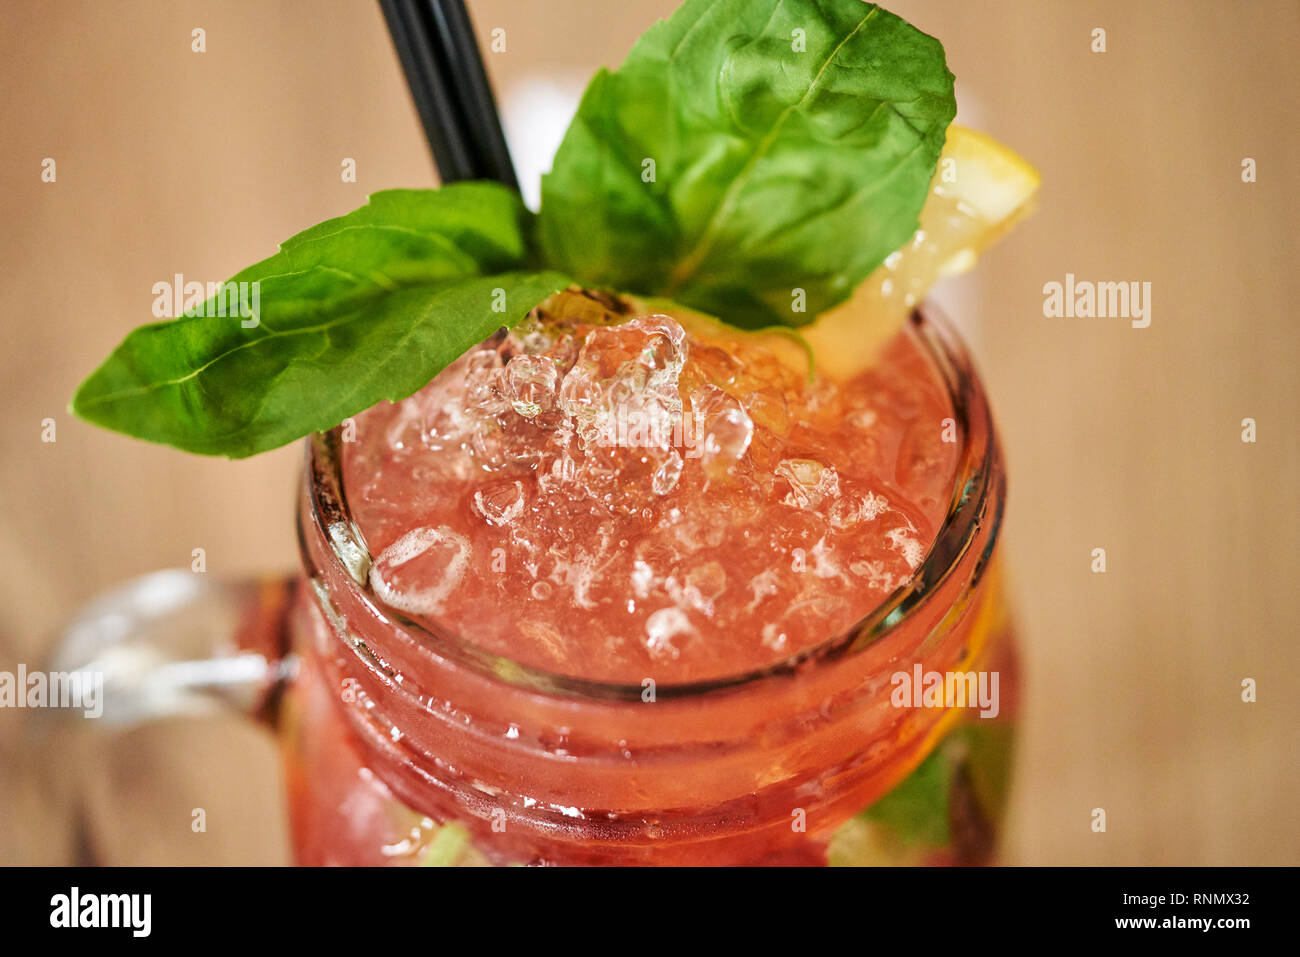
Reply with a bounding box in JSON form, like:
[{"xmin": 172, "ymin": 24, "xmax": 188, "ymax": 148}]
[
  {"xmin": 71, "ymin": 183, "xmax": 568, "ymax": 457},
  {"xmin": 538, "ymin": 0, "xmax": 955, "ymax": 329},
  {"xmin": 862, "ymin": 736, "xmax": 954, "ymax": 848}
]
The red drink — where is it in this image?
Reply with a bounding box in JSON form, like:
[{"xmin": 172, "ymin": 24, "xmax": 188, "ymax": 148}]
[{"xmin": 281, "ymin": 291, "xmax": 1016, "ymax": 865}]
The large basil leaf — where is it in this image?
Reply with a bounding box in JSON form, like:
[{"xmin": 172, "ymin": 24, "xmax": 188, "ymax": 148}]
[{"xmin": 538, "ymin": 0, "xmax": 955, "ymax": 328}]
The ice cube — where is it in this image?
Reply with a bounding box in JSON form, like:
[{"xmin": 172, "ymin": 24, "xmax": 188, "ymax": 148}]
[
  {"xmin": 369, "ymin": 526, "xmax": 472, "ymax": 617},
  {"xmin": 558, "ymin": 316, "xmax": 687, "ymax": 447},
  {"xmin": 684, "ymin": 560, "xmax": 727, "ymax": 609},
  {"xmin": 473, "ymin": 480, "xmax": 527, "ymax": 526},
  {"xmin": 776, "ymin": 459, "xmax": 840, "ymax": 510},
  {"xmin": 462, "ymin": 348, "xmax": 506, "ymax": 414},
  {"xmin": 503, "ymin": 354, "xmax": 560, "ymax": 418},
  {"xmin": 886, "ymin": 525, "xmax": 925, "ymax": 570},
  {"xmin": 692, "ymin": 385, "xmax": 753, "ymax": 469},
  {"xmin": 644, "ymin": 607, "xmax": 694, "ymax": 661},
  {"xmin": 651, "ymin": 449, "xmax": 684, "ymax": 496},
  {"xmin": 829, "ymin": 489, "xmax": 890, "ymax": 529}
]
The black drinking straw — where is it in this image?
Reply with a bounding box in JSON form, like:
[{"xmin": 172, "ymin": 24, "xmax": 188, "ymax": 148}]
[{"xmin": 379, "ymin": 0, "xmax": 519, "ymax": 189}]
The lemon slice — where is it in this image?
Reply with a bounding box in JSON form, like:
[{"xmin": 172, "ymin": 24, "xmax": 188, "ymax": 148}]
[{"xmin": 803, "ymin": 125, "xmax": 1041, "ymax": 380}]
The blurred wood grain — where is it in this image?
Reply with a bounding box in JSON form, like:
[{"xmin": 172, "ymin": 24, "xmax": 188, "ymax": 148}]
[{"xmin": 1, "ymin": 0, "xmax": 1296, "ymax": 865}]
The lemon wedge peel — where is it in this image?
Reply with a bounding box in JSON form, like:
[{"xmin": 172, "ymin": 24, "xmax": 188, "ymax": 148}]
[{"xmin": 803, "ymin": 125, "xmax": 1041, "ymax": 381}]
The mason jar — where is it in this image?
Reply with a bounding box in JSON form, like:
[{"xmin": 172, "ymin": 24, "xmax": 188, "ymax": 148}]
[{"xmin": 51, "ymin": 305, "xmax": 1018, "ymax": 866}]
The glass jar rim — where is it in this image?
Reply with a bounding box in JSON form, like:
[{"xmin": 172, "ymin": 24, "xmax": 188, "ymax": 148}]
[{"xmin": 300, "ymin": 305, "xmax": 1004, "ymax": 704}]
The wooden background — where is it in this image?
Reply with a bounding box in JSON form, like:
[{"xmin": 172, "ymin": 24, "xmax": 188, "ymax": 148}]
[{"xmin": 1, "ymin": 0, "xmax": 1297, "ymax": 865}]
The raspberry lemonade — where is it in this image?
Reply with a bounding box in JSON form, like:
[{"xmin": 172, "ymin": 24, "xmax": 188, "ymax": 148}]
[
  {"xmin": 281, "ymin": 290, "xmax": 1018, "ymax": 866},
  {"xmin": 70, "ymin": 2, "xmax": 1038, "ymax": 865},
  {"xmin": 350, "ymin": 294, "xmax": 955, "ymax": 683}
]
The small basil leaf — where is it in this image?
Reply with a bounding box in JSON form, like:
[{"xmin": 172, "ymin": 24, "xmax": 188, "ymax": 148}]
[{"xmin": 71, "ymin": 183, "xmax": 568, "ymax": 457}]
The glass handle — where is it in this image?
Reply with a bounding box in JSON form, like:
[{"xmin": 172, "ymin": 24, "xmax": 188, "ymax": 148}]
[{"xmin": 45, "ymin": 570, "xmax": 297, "ymax": 728}]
